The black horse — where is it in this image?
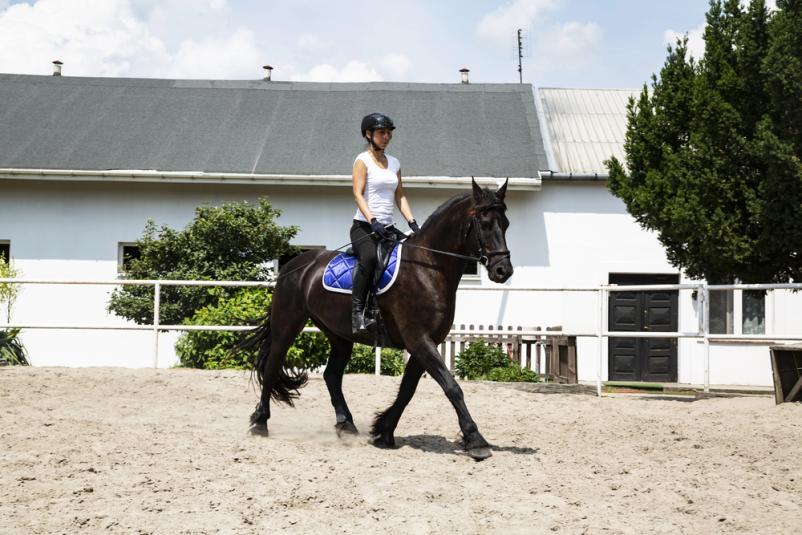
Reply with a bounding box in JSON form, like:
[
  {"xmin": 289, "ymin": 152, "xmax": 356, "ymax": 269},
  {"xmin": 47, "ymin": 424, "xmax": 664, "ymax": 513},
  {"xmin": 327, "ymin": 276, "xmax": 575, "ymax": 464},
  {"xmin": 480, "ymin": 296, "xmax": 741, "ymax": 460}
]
[{"xmin": 244, "ymin": 179, "xmax": 513, "ymax": 460}]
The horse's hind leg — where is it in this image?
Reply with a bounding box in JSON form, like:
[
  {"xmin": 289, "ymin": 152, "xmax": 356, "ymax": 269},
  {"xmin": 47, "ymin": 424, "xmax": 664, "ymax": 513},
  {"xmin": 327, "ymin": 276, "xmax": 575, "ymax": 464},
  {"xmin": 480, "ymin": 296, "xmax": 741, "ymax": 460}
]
[
  {"xmin": 321, "ymin": 333, "xmax": 357, "ymax": 436},
  {"xmin": 371, "ymin": 357, "xmax": 424, "ymax": 448},
  {"xmin": 250, "ymin": 307, "xmax": 309, "ymax": 435}
]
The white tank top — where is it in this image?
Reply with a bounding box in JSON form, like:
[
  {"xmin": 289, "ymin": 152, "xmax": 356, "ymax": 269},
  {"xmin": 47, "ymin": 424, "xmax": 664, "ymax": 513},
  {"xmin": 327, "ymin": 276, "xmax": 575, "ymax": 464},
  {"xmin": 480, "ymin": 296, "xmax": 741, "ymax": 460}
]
[{"xmin": 353, "ymin": 151, "xmax": 400, "ymax": 225}]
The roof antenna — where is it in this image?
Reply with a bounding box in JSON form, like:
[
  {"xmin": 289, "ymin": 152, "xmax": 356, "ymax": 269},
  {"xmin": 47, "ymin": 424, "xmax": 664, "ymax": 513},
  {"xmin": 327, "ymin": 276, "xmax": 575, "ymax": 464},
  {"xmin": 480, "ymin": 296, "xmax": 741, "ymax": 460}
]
[{"xmin": 517, "ymin": 29, "xmax": 523, "ymax": 84}]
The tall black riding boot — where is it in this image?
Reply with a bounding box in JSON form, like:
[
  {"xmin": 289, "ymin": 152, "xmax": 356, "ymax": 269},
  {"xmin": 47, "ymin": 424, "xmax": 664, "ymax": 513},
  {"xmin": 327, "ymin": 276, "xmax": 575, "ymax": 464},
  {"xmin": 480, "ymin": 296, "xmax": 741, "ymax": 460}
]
[
  {"xmin": 352, "ymin": 297, "xmax": 369, "ymax": 335},
  {"xmin": 351, "ymin": 264, "xmax": 375, "ymax": 335}
]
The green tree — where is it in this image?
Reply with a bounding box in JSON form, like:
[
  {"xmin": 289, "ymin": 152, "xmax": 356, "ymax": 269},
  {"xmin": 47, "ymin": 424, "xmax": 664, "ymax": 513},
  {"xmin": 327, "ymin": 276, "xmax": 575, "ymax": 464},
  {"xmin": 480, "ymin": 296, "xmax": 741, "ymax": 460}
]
[
  {"xmin": 608, "ymin": 0, "xmax": 802, "ymax": 283},
  {"xmin": 108, "ymin": 198, "xmax": 297, "ymax": 325}
]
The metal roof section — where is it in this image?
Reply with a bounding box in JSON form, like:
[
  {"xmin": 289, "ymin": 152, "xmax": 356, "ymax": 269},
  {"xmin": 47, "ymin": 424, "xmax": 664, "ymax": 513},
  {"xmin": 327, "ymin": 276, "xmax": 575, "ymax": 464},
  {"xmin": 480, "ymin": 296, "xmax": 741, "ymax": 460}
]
[
  {"xmin": 0, "ymin": 74, "xmax": 548, "ymax": 188},
  {"xmin": 537, "ymin": 87, "xmax": 639, "ymax": 176}
]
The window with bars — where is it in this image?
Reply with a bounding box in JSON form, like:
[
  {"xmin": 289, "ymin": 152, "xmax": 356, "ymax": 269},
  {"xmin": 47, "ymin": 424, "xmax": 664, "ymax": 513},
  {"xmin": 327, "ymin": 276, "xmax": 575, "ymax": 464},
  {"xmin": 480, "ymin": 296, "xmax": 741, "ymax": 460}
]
[{"xmin": 709, "ymin": 288, "xmax": 766, "ymax": 335}]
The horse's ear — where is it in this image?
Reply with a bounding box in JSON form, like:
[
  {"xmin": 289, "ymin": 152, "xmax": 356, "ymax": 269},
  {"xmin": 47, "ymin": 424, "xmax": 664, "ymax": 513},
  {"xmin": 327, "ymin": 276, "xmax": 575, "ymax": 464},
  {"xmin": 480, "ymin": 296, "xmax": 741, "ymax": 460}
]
[
  {"xmin": 471, "ymin": 177, "xmax": 483, "ymax": 201},
  {"xmin": 496, "ymin": 178, "xmax": 508, "ymax": 200}
]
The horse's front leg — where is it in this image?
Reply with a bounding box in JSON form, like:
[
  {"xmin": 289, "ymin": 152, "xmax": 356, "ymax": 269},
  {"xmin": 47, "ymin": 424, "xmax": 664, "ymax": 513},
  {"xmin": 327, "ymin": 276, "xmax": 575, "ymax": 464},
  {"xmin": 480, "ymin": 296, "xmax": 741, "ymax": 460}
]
[
  {"xmin": 371, "ymin": 357, "xmax": 424, "ymax": 448},
  {"xmin": 323, "ymin": 336, "xmax": 358, "ymax": 436},
  {"xmin": 415, "ymin": 340, "xmax": 492, "ymax": 460}
]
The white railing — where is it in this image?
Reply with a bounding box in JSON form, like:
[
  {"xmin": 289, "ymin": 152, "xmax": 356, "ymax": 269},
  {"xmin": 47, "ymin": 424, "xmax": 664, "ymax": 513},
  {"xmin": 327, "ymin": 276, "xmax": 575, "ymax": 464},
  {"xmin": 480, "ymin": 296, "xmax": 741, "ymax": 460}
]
[{"xmin": 2, "ymin": 278, "xmax": 802, "ymax": 395}]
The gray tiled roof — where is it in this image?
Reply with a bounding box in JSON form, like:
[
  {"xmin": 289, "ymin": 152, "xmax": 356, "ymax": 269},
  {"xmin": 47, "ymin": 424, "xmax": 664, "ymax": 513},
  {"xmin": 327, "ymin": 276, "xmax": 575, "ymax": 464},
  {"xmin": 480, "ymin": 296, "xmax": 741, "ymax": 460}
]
[{"xmin": 0, "ymin": 74, "xmax": 548, "ymax": 178}]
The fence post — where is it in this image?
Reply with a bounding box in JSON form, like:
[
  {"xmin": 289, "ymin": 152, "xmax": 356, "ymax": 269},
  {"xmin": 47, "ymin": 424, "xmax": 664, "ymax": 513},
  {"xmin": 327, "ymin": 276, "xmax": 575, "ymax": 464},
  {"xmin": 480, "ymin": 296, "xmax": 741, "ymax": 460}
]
[
  {"xmin": 597, "ymin": 286, "xmax": 605, "ymax": 397},
  {"xmin": 375, "ymin": 346, "xmax": 381, "ymax": 376},
  {"xmin": 153, "ymin": 282, "xmax": 161, "ymax": 369},
  {"xmin": 702, "ymin": 285, "xmax": 710, "ymax": 392}
]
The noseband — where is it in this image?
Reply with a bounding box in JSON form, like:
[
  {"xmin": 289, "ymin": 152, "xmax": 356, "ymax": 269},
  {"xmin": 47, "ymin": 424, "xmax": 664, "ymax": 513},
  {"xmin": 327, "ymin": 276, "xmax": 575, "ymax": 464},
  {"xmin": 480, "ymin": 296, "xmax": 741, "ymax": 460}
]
[{"xmin": 466, "ymin": 205, "xmax": 511, "ymax": 267}]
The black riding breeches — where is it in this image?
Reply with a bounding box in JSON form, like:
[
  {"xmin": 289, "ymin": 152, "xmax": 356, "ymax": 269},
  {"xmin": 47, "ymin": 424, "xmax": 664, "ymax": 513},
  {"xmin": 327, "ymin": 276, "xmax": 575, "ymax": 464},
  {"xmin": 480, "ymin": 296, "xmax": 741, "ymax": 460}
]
[{"xmin": 350, "ymin": 219, "xmax": 381, "ymax": 302}]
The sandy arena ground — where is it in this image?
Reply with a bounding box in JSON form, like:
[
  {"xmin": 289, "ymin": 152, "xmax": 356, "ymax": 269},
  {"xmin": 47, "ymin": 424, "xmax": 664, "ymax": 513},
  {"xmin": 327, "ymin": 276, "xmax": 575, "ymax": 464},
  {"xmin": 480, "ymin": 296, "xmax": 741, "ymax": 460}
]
[{"xmin": 1, "ymin": 367, "xmax": 801, "ymax": 534}]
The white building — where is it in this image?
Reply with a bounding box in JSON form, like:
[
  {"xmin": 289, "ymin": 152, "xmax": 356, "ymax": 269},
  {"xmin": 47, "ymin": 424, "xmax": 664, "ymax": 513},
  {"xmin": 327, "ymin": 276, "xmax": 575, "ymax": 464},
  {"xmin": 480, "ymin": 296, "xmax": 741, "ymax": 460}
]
[{"xmin": 1, "ymin": 73, "xmax": 797, "ymax": 386}]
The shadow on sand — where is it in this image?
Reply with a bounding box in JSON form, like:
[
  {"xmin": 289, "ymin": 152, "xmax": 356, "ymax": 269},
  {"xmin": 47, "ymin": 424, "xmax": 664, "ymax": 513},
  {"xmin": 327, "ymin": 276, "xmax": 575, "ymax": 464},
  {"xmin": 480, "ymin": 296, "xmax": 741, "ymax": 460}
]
[{"xmin": 394, "ymin": 434, "xmax": 539, "ymax": 457}]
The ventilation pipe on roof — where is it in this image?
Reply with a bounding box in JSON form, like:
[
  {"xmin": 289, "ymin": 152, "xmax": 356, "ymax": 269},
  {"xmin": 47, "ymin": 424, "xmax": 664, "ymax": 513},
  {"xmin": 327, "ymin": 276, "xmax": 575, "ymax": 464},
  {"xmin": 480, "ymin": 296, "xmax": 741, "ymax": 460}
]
[
  {"xmin": 52, "ymin": 60, "xmax": 63, "ymax": 76},
  {"xmin": 262, "ymin": 65, "xmax": 273, "ymax": 82},
  {"xmin": 459, "ymin": 68, "xmax": 470, "ymax": 84}
]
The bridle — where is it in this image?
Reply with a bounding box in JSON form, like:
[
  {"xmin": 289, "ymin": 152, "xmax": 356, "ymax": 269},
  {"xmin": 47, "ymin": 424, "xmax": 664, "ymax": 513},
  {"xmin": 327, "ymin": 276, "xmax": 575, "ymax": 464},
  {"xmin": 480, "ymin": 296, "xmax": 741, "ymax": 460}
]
[
  {"xmin": 395, "ymin": 202, "xmax": 511, "ymax": 266},
  {"xmin": 466, "ymin": 204, "xmax": 511, "ymax": 267}
]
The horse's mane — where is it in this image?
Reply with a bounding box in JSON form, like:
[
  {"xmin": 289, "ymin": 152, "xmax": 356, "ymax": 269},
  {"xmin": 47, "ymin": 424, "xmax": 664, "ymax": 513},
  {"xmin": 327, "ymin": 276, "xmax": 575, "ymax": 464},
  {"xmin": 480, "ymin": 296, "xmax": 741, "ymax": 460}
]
[
  {"xmin": 421, "ymin": 192, "xmax": 472, "ymax": 230},
  {"xmin": 420, "ymin": 188, "xmax": 503, "ymax": 231}
]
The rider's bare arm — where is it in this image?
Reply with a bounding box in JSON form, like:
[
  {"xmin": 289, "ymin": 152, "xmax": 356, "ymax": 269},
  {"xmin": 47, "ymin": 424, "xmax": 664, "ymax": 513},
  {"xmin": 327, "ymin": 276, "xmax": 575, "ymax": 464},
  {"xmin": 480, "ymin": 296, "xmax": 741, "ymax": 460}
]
[
  {"xmin": 352, "ymin": 159, "xmax": 373, "ymax": 221},
  {"xmin": 395, "ymin": 170, "xmax": 415, "ymax": 223}
]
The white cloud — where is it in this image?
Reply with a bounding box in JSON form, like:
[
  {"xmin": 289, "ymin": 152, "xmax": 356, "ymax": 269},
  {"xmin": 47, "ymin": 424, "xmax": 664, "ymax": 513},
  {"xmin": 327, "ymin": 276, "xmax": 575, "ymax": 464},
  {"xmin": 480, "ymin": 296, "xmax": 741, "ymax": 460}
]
[
  {"xmin": 0, "ymin": 0, "xmax": 262, "ymax": 78},
  {"xmin": 664, "ymin": 23, "xmax": 705, "ymax": 60},
  {"xmin": 0, "ymin": 0, "xmax": 168, "ymax": 76},
  {"xmin": 297, "ymin": 33, "xmax": 332, "ymax": 52},
  {"xmin": 166, "ymin": 28, "xmax": 262, "ymax": 79},
  {"xmin": 528, "ymin": 20, "xmax": 602, "ymax": 78},
  {"xmin": 379, "ymin": 53, "xmax": 412, "ymax": 78},
  {"xmin": 290, "ymin": 60, "xmax": 383, "ymax": 82},
  {"xmin": 549, "ymin": 21, "xmax": 601, "ymax": 53},
  {"xmin": 477, "ymin": 0, "xmax": 561, "ymax": 44}
]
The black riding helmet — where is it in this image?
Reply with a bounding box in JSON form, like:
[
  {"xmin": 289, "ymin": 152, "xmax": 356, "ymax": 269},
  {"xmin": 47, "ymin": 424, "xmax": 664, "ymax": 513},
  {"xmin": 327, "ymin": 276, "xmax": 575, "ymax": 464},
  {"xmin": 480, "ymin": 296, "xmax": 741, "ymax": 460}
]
[{"xmin": 360, "ymin": 112, "xmax": 396, "ymax": 138}]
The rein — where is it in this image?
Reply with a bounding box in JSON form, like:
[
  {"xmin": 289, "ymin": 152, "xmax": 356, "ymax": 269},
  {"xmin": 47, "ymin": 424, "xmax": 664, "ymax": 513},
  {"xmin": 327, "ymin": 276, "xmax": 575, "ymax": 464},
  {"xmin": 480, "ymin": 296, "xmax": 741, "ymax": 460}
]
[
  {"xmin": 277, "ymin": 201, "xmax": 510, "ymax": 280},
  {"xmin": 392, "ymin": 208, "xmax": 510, "ymax": 267}
]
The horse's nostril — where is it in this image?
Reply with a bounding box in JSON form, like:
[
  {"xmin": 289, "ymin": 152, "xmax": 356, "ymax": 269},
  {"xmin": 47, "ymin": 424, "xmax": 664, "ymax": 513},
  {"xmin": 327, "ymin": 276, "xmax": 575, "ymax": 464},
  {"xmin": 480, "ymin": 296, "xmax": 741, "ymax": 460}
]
[{"xmin": 495, "ymin": 266, "xmax": 505, "ymax": 277}]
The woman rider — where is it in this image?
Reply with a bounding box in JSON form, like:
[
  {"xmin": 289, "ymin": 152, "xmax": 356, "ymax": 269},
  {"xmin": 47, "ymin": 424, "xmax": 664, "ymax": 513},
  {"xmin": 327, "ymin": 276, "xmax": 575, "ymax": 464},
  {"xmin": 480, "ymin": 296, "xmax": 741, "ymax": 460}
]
[{"xmin": 350, "ymin": 112, "xmax": 420, "ymax": 334}]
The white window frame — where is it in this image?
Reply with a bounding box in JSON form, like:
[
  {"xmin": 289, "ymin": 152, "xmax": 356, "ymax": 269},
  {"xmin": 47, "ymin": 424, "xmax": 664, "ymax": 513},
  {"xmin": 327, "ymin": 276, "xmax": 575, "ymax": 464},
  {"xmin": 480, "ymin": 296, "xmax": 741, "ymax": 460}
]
[
  {"xmin": 0, "ymin": 240, "xmax": 11, "ymax": 262},
  {"xmin": 117, "ymin": 242, "xmax": 141, "ymax": 272}
]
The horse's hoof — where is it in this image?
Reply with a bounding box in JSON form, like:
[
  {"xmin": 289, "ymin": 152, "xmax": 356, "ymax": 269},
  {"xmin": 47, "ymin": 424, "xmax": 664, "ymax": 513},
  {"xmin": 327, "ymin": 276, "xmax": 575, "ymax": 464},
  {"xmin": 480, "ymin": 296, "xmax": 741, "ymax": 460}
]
[
  {"xmin": 249, "ymin": 423, "xmax": 269, "ymax": 437},
  {"xmin": 467, "ymin": 447, "xmax": 493, "ymax": 461},
  {"xmin": 371, "ymin": 435, "xmax": 396, "ymax": 449},
  {"xmin": 335, "ymin": 421, "xmax": 359, "ymax": 437}
]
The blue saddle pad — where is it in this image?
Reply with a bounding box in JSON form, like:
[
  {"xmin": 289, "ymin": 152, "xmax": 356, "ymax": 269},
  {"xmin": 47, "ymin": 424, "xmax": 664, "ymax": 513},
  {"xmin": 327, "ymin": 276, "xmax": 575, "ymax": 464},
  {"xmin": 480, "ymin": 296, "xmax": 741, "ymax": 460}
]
[{"xmin": 323, "ymin": 244, "xmax": 402, "ymax": 295}]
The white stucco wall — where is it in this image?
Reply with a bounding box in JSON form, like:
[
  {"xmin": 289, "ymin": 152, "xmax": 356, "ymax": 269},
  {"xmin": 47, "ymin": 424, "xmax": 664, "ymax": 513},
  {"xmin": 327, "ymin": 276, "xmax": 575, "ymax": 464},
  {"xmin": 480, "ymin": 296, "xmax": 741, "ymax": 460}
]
[{"xmin": 1, "ymin": 177, "xmax": 797, "ymax": 386}]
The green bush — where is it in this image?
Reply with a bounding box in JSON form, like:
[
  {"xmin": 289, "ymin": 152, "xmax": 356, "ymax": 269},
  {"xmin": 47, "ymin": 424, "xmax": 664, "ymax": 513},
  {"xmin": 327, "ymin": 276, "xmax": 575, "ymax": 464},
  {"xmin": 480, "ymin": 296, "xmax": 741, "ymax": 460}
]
[
  {"xmin": 0, "ymin": 256, "xmax": 27, "ymax": 366},
  {"xmin": 285, "ymin": 331, "xmax": 331, "ymax": 371},
  {"xmin": 175, "ymin": 288, "xmax": 330, "ymax": 371},
  {"xmin": 485, "ymin": 366, "xmax": 541, "ymax": 383},
  {"xmin": 345, "ymin": 344, "xmax": 405, "ymax": 376},
  {"xmin": 454, "ymin": 340, "xmax": 511, "ymax": 380},
  {"xmin": 0, "ymin": 328, "xmax": 28, "ymax": 366}
]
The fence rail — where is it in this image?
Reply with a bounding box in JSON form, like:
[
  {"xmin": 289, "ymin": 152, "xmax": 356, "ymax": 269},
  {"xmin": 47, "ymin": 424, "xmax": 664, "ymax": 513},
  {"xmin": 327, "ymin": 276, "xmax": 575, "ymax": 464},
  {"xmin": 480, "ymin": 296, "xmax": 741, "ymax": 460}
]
[{"xmin": 3, "ymin": 278, "xmax": 802, "ymax": 395}]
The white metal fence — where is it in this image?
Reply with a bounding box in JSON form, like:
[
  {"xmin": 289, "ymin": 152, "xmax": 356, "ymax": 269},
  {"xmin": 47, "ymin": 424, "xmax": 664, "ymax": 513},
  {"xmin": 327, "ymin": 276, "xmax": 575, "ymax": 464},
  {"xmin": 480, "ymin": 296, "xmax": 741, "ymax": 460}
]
[{"xmin": 2, "ymin": 278, "xmax": 802, "ymax": 396}]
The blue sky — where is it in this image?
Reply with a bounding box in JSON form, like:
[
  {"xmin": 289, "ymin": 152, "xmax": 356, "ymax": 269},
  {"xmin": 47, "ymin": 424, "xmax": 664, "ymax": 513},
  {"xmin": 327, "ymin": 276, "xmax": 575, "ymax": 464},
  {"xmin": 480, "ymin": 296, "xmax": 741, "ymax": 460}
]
[{"xmin": 0, "ymin": 0, "xmax": 716, "ymax": 88}]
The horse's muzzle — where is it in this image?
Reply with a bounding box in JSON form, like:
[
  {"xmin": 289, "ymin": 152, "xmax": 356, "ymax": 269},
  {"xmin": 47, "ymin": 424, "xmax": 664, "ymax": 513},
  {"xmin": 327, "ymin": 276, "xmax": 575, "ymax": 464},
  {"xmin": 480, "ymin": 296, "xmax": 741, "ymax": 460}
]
[{"xmin": 487, "ymin": 258, "xmax": 513, "ymax": 283}]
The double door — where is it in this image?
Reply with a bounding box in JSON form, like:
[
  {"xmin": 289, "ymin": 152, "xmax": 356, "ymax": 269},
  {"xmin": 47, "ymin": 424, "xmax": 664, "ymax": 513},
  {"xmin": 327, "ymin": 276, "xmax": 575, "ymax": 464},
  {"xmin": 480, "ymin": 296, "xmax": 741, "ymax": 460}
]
[{"xmin": 608, "ymin": 274, "xmax": 678, "ymax": 383}]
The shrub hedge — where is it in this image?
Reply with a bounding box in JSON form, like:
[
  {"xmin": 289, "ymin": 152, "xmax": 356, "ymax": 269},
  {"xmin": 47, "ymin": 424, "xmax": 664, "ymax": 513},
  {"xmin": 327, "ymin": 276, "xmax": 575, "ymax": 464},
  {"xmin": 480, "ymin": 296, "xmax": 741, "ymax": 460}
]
[{"xmin": 454, "ymin": 339, "xmax": 540, "ymax": 382}]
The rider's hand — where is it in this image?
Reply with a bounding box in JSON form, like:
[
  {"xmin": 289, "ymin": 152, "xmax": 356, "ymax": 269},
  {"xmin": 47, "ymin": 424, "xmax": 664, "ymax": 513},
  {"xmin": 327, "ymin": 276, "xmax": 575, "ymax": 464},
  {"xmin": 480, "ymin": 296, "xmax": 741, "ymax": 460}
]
[
  {"xmin": 408, "ymin": 219, "xmax": 420, "ymax": 235},
  {"xmin": 370, "ymin": 218, "xmax": 390, "ymax": 239}
]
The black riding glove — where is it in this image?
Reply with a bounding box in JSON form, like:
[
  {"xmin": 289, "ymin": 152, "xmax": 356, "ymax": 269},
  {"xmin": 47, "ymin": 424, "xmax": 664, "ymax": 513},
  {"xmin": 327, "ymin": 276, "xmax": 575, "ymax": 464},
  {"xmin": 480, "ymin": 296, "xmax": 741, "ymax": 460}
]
[
  {"xmin": 370, "ymin": 218, "xmax": 390, "ymax": 239},
  {"xmin": 408, "ymin": 219, "xmax": 420, "ymax": 234}
]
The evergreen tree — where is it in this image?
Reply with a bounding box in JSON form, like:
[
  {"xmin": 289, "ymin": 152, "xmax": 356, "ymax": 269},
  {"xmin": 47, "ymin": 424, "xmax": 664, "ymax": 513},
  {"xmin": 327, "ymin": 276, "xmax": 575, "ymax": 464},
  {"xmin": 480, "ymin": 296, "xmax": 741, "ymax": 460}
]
[
  {"xmin": 108, "ymin": 198, "xmax": 297, "ymax": 325},
  {"xmin": 608, "ymin": 0, "xmax": 802, "ymax": 283}
]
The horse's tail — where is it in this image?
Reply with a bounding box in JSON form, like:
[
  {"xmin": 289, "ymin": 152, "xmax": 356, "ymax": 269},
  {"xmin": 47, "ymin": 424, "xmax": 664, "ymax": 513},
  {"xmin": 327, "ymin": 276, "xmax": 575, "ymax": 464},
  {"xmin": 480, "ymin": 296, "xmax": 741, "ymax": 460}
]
[{"xmin": 237, "ymin": 304, "xmax": 307, "ymax": 406}]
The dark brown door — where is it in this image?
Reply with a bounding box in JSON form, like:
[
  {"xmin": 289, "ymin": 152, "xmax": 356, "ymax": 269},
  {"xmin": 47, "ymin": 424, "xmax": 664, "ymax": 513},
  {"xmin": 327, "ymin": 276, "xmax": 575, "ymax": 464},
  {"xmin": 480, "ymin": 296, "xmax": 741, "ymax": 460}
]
[{"xmin": 608, "ymin": 273, "xmax": 679, "ymax": 383}]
